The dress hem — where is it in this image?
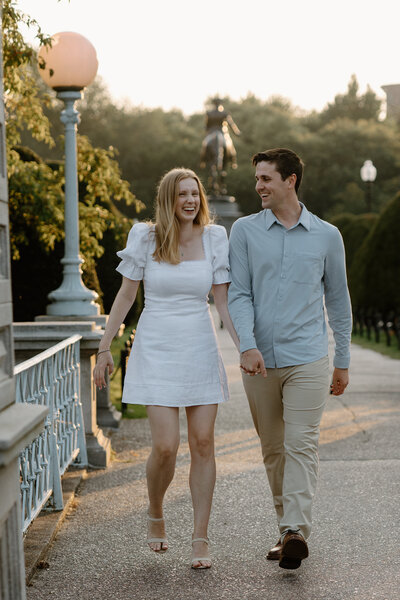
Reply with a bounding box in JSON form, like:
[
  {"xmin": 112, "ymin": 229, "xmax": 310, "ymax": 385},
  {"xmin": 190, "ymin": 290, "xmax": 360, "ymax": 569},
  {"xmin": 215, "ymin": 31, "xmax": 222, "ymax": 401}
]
[{"xmin": 122, "ymin": 398, "xmax": 226, "ymax": 407}]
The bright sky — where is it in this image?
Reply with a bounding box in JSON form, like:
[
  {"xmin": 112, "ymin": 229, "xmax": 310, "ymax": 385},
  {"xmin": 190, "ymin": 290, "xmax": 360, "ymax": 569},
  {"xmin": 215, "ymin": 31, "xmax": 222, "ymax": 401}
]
[{"xmin": 17, "ymin": 0, "xmax": 400, "ymax": 115}]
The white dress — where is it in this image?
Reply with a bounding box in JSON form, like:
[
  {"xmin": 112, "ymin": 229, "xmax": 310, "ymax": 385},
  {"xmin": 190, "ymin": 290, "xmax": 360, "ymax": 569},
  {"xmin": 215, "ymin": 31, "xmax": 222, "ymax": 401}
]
[{"xmin": 115, "ymin": 222, "xmax": 230, "ymax": 407}]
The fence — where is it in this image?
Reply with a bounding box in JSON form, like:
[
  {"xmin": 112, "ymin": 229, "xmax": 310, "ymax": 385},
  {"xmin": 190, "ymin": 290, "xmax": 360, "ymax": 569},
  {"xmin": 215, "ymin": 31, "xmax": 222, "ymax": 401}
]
[
  {"xmin": 117, "ymin": 329, "xmax": 135, "ymax": 415},
  {"xmin": 14, "ymin": 335, "xmax": 87, "ymax": 533},
  {"xmin": 352, "ymin": 309, "xmax": 400, "ymax": 348}
]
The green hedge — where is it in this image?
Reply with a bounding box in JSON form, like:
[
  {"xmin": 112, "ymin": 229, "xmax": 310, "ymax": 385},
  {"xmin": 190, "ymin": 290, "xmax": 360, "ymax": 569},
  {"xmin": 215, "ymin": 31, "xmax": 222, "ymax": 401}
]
[
  {"xmin": 349, "ymin": 193, "xmax": 400, "ymax": 312},
  {"xmin": 330, "ymin": 212, "xmax": 378, "ymax": 271}
]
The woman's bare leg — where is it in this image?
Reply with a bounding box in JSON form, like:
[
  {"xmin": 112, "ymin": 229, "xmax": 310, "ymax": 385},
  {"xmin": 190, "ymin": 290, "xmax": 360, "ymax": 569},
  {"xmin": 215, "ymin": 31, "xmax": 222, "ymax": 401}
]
[
  {"xmin": 146, "ymin": 406, "xmax": 180, "ymax": 551},
  {"xmin": 186, "ymin": 404, "xmax": 218, "ymax": 568}
]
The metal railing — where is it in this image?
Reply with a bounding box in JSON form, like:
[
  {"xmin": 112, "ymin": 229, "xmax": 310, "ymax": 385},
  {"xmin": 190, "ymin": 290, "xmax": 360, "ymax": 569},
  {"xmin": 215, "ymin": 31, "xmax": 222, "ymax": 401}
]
[
  {"xmin": 108, "ymin": 329, "xmax": 135, "ymax": 415},
  {"xmin": 14, "ymin": 335, "xmax": 87, "ymax": 532},
  {"xmin": 353, "ymin": 309, "xmax": 400, "ymax": 348},
  {"xmin": 120, "ymin": 329, "xmax": 135, "ymax": 415}
]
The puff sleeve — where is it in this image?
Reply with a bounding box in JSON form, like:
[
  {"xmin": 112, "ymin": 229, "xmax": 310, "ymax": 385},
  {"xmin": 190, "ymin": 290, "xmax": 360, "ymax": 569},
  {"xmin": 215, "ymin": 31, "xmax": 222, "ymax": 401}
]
[
  {"xmin": 209, "ymin": 224, "xmax": 231, "ymax": 285},
  {"xmin": 115, "ymin": 222, "xmax": 151, "ymax": 280}
]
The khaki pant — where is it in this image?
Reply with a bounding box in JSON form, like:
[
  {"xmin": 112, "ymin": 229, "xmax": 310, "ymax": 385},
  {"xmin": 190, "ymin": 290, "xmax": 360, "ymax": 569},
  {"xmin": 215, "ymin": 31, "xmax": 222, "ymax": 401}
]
[{"xmin": 242, "ymin": 356, "xmax": 329, "ymax": 540}]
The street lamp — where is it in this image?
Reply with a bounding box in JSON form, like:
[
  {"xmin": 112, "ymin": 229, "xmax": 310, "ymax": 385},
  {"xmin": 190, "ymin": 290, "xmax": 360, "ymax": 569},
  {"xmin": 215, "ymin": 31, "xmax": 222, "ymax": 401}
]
[
  {"xmin": 360, "ymin": 159, "xmax": 377, "ymax": 213},
  {"xmin": 38, "ymin": 32, "xmax": 100, "ymax": 316}
]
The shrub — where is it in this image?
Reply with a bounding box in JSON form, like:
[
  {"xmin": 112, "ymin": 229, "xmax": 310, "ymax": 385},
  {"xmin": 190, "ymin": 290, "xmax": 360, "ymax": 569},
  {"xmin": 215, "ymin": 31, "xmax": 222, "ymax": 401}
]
[{"xmin": 349, "ymin": 193, "xmax": 400, "ymax": 312}]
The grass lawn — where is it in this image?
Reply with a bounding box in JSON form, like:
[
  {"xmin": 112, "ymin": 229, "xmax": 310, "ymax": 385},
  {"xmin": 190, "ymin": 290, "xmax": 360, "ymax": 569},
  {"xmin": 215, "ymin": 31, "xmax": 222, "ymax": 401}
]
[
  {"xmin": 109, "ymin": 323, "xmax": 147, "ymax": 419},
  {"xmin": 352, "ymin": 331, "xmax": 400, "ymax": 360}
]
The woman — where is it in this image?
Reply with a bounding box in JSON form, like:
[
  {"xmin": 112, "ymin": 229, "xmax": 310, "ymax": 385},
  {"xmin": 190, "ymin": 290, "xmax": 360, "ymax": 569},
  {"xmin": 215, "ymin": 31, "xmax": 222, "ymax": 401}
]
[{"xmin": 93, "ymin": 168, "xmax": 239, "ymax": 569}]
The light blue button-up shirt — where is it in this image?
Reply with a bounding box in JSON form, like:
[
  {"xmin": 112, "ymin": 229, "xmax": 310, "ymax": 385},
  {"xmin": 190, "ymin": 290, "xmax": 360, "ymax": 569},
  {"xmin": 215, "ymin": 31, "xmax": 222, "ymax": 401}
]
[{"xmin": 228, "ymin": 204, "xmax": 352, "ymax": 369}]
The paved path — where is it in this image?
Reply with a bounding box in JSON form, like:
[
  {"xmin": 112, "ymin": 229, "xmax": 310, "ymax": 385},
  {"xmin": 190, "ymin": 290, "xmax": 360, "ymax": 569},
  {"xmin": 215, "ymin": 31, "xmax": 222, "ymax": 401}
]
[{"xmin": 27, "ymin": 310, "xmax": 400, "ymax": 600}]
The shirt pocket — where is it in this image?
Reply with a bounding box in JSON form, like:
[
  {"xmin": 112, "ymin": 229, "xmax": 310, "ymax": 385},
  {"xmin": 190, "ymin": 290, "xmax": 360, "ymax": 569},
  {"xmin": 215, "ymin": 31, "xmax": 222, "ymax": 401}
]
[{"xmin": 292, "ymin": 253, "xmax": 324, "ymax": 285}]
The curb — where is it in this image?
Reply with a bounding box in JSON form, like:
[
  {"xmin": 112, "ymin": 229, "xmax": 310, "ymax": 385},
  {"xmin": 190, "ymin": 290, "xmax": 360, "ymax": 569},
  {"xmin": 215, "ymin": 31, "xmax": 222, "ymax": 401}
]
[{"xmin": 24, "ymin": 468, "xmax": 87, "ymax": 585}]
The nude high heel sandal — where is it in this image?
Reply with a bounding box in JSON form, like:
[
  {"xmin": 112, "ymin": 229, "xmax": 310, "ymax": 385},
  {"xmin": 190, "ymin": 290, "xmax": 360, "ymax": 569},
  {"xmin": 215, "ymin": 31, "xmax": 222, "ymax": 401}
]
[
  {"xmin": 191, "ymin": 537, "xmax": 211, "ymax": 569},
  {"xmin": 147, "ymin": 514, "xmax": 168, "ymax": 553}
]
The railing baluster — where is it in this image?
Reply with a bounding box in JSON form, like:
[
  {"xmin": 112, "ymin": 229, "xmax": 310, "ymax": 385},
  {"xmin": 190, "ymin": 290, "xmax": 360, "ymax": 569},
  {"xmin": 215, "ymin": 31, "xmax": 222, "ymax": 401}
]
[{"xmin": 15, "ymin": 335, "xmax": 85, "ymax": 532}]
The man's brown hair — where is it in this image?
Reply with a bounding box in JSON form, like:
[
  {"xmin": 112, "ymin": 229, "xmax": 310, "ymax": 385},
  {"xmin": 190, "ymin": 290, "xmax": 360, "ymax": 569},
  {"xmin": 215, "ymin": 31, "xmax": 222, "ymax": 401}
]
[{"xmin": 252, "ymin": 148, "xmax": 304, "ymax": 193}]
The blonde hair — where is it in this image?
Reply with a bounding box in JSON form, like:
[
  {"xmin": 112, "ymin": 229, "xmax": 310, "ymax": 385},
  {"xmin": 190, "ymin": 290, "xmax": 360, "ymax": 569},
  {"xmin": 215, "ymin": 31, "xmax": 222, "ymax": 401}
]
[{"xmin": 152, "ymin": 168, "xmax": 211, "ymax": 264}]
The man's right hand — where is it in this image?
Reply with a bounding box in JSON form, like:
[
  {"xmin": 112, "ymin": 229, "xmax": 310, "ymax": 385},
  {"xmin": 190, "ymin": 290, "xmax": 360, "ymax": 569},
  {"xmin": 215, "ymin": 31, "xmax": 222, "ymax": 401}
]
[{"xmin": 240, "ymin": 349, "xmax": 267, "ymax": 378}]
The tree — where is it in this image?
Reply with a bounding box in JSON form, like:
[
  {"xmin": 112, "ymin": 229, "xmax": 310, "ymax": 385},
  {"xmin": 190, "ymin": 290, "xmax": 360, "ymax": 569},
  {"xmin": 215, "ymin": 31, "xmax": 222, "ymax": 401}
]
[
  {"xmin": 19, "ymin": 75, "xmax": 400, "ymax": 223},
  {"xmin": 329, "ymin": 212, "xmax": 378, "ymax": 272},
  {"xmin": 3, "ymin": 0, "xmax": 143, "ymax": 320},
  {"xmin": 299, "ymin": 117, "xmax": 400, "ymax": 218},
  {"xmin": 219, "ymin": 94, "xmax": 308, "ymax": 215},
  {"xmin": 6, "ymin": 3, "xmax": 400, "ymax": 321},
  {"xmin": 318, "ymin": 75, "xmax": 382, "ymax": 125},
  {"xmin": 2, "ymin": 0, "xmax": 54, "ymax": 149},
  {"xmin": 77, "ymin": 95, "xmax": 203, "ymax": 219},
  {"xmin": 26, "ymin": 76, "xmax": 205, "ymax": 219},
  {"xmin": 349, "ymin": 194, "xmax": 400, "ymax": 312}
]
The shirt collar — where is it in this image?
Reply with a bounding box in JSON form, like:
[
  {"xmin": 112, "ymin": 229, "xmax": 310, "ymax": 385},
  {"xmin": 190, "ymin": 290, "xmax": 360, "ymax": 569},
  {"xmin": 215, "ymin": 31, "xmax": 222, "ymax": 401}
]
[{"xmin": 265, "ymin": 202, "xmax": 311, "ymax": 231}]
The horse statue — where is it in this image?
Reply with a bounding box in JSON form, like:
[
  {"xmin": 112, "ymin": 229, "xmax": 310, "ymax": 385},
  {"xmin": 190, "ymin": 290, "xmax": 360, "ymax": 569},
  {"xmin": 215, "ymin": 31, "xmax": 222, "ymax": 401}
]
[{"xmin": 200, "ymin": 98, "xmax": 240, "ymax": 196}]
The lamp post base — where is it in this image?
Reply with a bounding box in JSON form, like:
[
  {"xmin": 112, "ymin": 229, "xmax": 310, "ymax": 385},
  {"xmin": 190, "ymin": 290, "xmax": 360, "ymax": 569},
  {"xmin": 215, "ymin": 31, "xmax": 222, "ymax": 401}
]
[
  {"xmin": 46, "ymin": 258, "xmax": 100, "ymax": 316},
  {"xmin": 46, "ymin": 298, "xmax": 100, "ymax": 317}
]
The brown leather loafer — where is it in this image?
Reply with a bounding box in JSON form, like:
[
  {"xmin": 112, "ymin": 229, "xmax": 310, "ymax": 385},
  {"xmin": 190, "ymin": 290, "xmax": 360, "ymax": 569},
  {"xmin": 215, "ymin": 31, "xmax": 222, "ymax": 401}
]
[
  {"xmin": 279, "ymin": 532, "xmax": 308, "ymax": 570},
  {"xmin": 266, "ymin": 540, "xmax": 283, "ymax": 560}
]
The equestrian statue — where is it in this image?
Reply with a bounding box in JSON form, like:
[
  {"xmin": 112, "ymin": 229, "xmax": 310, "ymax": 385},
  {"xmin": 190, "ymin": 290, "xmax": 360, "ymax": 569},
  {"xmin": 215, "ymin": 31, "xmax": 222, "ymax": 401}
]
[{"xmin": 200, "ymin": 98, "xmax": 241, "ymax": 196}]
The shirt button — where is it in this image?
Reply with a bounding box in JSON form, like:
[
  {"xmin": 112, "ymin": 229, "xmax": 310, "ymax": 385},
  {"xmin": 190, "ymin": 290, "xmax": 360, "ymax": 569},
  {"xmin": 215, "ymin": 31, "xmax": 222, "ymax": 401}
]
[{"xmin": 281, "ymin": 274, "xmax": 286, "ymax": 279}]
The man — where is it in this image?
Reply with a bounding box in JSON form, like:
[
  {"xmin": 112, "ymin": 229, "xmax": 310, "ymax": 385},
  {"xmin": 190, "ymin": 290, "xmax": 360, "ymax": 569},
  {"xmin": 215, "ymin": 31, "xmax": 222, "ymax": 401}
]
[{"xmin": 228, "ymin": 148, "xmax": 352, "ymax": 570}]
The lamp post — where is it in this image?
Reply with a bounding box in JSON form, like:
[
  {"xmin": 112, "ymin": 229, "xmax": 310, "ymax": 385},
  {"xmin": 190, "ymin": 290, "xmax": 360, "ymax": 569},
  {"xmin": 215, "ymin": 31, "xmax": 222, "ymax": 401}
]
[
  {"xmin": 38, "ymin": 32, "xmax": 100, "ymax": 316},
  {"xmin": 360, "ymin": 159, "xmax": 377, "ymax": 213}
]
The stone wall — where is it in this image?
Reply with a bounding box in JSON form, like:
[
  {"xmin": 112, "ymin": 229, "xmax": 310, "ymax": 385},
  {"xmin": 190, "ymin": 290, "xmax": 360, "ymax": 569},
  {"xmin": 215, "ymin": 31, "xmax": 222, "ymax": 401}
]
[{"xmin": 0, "ymin": 9, "xmax": 48, "ymax": 598}]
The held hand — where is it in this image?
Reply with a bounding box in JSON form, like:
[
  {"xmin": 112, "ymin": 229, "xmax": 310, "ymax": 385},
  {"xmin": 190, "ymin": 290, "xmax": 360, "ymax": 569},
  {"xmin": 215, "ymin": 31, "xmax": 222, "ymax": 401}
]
[
  {"xmin": 240, "ymin": 348, "xmax": 267, "ymax": 378},
  {"xmin": 93, "ymin": 351, "xmax": 114, "ymax": 389},
  {"xmin": 330, "ymin": 367, "xmax": 349, "ymax": 396}
]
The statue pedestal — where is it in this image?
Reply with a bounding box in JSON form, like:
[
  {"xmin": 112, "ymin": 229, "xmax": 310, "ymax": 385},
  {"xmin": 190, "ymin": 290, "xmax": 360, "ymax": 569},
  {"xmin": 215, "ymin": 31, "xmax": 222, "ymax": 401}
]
[{"xmin": 208, "ymin": 195, "xmax": 242, "ymax": 235}]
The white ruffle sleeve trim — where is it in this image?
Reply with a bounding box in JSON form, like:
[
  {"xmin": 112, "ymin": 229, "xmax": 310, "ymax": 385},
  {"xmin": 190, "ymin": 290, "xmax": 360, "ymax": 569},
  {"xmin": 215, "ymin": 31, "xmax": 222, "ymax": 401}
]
[
  {"xmin": 116, "ymin": 222, "xmax": 152, "ymax": 280},
  {"xmin": 209, "ymin": 224, "xmax": 231, "ymax": 285}
]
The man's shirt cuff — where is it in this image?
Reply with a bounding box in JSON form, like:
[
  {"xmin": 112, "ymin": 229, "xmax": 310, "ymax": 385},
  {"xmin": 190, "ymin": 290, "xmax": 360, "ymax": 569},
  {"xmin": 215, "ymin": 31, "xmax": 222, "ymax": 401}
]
[
  {"xmin": 333, "ymin": 356, "xmax": 350, "ymax": 369},
  {"xmin": 239, "ymin": 339, "xmax": 258, "ymax": 354}
]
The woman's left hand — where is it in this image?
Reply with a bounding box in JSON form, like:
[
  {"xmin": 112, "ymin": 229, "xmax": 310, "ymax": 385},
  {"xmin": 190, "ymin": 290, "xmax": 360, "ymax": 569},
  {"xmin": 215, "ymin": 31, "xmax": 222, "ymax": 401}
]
[{"xmin": 93, "ymin": 351, "xmax": 114, "ymax": 389}]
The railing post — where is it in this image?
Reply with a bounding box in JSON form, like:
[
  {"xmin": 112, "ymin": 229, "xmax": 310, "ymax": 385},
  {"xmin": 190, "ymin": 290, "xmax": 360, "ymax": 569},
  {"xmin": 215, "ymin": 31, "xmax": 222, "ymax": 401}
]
[
  {"xmin": 120, "ymin": 347, "xmax": 128, "ymax": 415},
  {"xmin": 382, "ymin": 314, "xmax": 391, "ymax": 346},
  {"xmin": 74, "ymin": 341, "xmax": 88, "ymax": 466},
  {"xmin": 373, "ymin": 312, "xmax": 381, "ymax": 343},
  {"xmin": 394, "ymin": 313, "xmax": 400, "ymax": 350},
  {"xmin": 120, "ymin": 329, "xmax": 135, "ymax": 415},
  {"xmin": 359, "ymin": 309, "xmax": 364, "ymax": 336},
  {"xmin": 365, "ymin": 310, "xmax": 372, "ymax": 341},
  {"xmin": 48, "ymin": 352, "xmax": 63, "ymax": 511}
]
